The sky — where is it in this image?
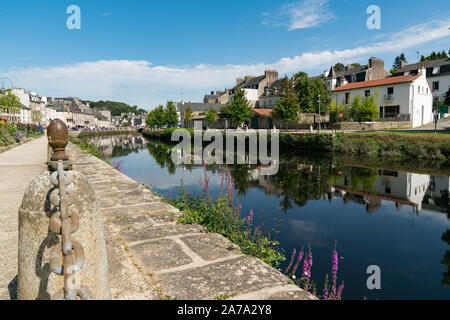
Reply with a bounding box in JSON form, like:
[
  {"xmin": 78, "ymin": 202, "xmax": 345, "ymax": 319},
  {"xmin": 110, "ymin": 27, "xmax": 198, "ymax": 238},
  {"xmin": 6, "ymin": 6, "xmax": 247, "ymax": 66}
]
[{"xmin": 1, "ymin": 0, "xmax": 449, "ymax": 109}]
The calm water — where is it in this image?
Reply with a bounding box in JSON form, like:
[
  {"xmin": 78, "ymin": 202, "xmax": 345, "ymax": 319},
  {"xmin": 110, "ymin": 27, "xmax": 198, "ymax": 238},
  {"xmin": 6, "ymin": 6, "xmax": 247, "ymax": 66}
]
[{"xmin": 90, "ymin": 134, "xmax": 450, "ymax": 300}]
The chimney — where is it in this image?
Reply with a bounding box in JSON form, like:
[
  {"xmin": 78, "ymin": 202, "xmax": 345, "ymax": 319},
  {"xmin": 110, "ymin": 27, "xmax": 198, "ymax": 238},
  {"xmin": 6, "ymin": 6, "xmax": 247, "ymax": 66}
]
[
  {"xmin": 264, "ymin": 69, "xmax": 279, "ymax": 82},
  {"xmin": 236, "ymin": 77, "xmax": 244, "ymax": 85},
  {"xmin": 369, "ymin": 57, "xmax": 385, "ymax": 70},
  {"xmin": 419, "ymin": 63, "xmax": 426, "ymax": 75},
  {"xmin": 244, "ymin": 75, "xmax": 256, "ymax": 82},
  {"xmin": 400, "ymin": 60, "xmax": 407, "ymax": 69}
]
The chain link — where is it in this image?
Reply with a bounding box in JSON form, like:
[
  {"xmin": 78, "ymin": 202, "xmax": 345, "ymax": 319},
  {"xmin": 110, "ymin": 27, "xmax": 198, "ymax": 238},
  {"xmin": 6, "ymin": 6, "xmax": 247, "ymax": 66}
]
[{"xmin": 49, "ymin": 160, "xmax": 92, "ymax": 300}]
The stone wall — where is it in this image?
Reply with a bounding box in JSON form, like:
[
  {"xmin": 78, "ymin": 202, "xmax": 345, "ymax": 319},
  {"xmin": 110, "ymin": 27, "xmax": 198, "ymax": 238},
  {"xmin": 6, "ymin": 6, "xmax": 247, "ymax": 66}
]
[{"xmin": 331, "ymin": 121, "xmax": 412, "ymax": 131}]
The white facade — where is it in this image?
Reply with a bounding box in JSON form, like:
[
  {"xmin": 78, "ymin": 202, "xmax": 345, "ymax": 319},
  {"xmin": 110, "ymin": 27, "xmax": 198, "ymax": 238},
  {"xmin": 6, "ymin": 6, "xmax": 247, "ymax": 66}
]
[
  {"xmin": 229, "ymin": 88, "xmax": 258, "ymax": 107},
  {"xmin": 332, "ymin": 73, "xmax": 433, "ymax": 128}
]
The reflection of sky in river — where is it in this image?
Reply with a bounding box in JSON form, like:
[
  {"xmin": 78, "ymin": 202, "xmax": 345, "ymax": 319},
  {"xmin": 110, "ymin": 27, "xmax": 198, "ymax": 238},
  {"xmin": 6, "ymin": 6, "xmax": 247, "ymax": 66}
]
[{"xmin": 105, "ymin": 136, "xmax": 450, "ymax": 300}]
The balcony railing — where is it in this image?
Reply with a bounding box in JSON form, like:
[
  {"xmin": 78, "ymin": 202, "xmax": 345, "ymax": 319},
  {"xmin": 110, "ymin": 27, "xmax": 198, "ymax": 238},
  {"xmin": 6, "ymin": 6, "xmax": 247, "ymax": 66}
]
[
  {"xmin": 384, "ymin": 94, "xmax": 395, "ymax": 101},
  {"xmin": 380, "ymin": 113, "xmax": 410, "ymax": 122}
]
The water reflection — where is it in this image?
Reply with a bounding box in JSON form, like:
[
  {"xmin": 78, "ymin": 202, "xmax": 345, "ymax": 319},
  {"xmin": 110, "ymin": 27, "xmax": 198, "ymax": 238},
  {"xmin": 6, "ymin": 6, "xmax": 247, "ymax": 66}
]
[{"xmin": 89, "ymin": 135, "xmax": 450, "ymax": 299}]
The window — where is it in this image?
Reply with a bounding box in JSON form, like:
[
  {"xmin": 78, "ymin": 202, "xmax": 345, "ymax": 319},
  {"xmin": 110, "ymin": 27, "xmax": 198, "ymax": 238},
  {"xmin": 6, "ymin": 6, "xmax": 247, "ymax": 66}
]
[
  {"xmin": 345, "ymin": 93, "xmax": 350, "ymax": 104},
  {"xmin": 387, "ymin": 87, "xmax": 394, "ymax": 94},
  {"xmin": 433, "ymin": 81, "xmax": 439, "ymax": 92},
  {"xmin": 365, "ymin": 90, "xmax": 371, "ymax": 97}
]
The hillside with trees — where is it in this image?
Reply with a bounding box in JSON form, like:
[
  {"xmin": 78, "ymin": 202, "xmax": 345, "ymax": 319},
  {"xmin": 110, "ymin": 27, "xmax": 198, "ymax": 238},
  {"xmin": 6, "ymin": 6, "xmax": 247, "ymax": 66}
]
[{"xmin": 86, "ymin": 100, "xmax": 147, "ymax": 116}]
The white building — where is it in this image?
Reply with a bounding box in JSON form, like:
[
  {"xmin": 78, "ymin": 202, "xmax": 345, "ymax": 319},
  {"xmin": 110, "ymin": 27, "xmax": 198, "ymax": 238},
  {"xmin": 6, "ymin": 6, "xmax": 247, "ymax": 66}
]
[
  {"xmin": 393, "ymin": 58, "xmax": 450, "ymax": 102},
  {"xmin": 332, "ymin": 66, "xmax": 433, "ymax": 128}
]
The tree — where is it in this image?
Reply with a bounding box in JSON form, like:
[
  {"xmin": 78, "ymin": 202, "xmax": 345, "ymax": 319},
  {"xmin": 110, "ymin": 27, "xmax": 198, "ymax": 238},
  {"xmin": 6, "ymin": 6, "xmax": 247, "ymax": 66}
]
[
  {"xmin": 219, "ymin": 87, "xmax": 253, "ymax": 127},
  {"xmin": 293, "ymin": 72, "xmax": 331, "ymax": 115},
  {"xmin": 350, "ymin": 92, "xmax": 379, "ymax": 123},
  {"xmin": 146, "ymin": 105, "xmax": 166, "ymax": 129},
  {"xmin": 165, "ymin": 101, "xmax": 178, "ymax": 128},
  {"xmin": 272, "ymin": 77, "xmax": 299, "ymax": 128},
  {"xmin": 202, "ymin": 107, "xmax": 218, "ymax": 128},
  {"xmin": 334, "ymin": 63, "xmax": 345, "ymax": 72},
  {"xmin": 330, "ymin": 99, "xmax": 351, "ymax": 123},
  {"xmin": 183, "ymin": 104, "xmax": 193, "ymax": 128},
  {"xmin": 420, "ymin": 50, "xmax": 449, "ymax": 62},
  {"xmin": 0, "ymin": 92, "xmax": 21, "ymax": 114},
  {"xmin": 391, "ymin": 53, "xmax": 407, "ymax": 74}
]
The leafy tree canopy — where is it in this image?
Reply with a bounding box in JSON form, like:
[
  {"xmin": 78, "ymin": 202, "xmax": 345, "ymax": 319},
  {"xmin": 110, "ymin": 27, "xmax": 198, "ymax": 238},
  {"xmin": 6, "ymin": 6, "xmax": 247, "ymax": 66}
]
[
  {"xmin": 293, "ymin": 72, "xmax": 331, "ymax": 114},
  {"xmin": 219, "ymin": 88, "xmax": 253, "ymax": 125},
  {"xmin": 146, "ymin": 105, "xmax": 166, "ymax": 128},
  {"xmin": 420, "ymin": 50, "xmax": 449, "ymax": 62},
  {"xmin": 183, "ymin": 104, "xmax": 193, "ymax": 126},
  {"xmin": 0, "ymin": 92, "xmax": 21, "ymax": 113},
  {"xmin": 165, "ymin": 101, "xmax": 179, "ymax": 127},
  {"xmin": 202, "ymin": 107, "xmax": 218, "ymax": 123},
  {"xmin": 273, "ymin": 77, "xmax": 299, "ymax": 124},
  {"xmin": 88, "ymin": 100, "xmax": 147, "ymax": 116}
]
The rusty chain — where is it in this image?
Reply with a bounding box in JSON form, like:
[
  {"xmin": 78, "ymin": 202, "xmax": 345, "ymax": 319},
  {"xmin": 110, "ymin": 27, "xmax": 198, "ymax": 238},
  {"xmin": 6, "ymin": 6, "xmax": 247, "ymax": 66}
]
[{"xmin": 48, "ymin": 160, "xmax": 92, "ymax": 300}]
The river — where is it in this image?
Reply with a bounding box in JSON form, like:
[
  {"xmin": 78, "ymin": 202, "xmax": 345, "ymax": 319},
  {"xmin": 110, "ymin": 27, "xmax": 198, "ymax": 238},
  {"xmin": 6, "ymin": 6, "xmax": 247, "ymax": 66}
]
[{"xmin": 88, "ymin": 134, "xmax": 450, "ymax": 300}]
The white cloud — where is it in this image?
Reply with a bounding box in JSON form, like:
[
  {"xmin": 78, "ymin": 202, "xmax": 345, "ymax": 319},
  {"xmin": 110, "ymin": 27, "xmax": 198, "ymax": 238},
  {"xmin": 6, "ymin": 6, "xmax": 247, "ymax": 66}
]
[
  {"xmin": 264, "ymin": 0, "xmax": 336, "ymax": 30},
  {"xmin": 3, "ymin": 19, "xmax": 450, "ymax": 108}
]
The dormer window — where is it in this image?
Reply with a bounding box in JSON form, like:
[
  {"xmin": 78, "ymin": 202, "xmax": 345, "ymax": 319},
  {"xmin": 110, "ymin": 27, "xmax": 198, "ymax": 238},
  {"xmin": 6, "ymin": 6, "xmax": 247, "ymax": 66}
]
[{"xmin": 432, "ymin": 67, "xmax": 440, "ymax": 75}]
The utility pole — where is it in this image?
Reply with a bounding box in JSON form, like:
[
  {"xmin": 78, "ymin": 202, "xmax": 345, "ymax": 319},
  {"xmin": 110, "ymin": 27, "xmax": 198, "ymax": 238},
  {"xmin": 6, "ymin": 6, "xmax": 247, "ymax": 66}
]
[{"xmin": 318, "ymin": 95, "xmax": 321, "ymax": 134}]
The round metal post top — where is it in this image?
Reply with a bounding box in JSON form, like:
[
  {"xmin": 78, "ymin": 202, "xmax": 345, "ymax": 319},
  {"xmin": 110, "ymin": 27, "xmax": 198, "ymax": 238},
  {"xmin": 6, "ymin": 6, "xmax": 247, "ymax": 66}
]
[{"xmin": 47, "ymin": 119, "xmax": 69, "ymax": 161}]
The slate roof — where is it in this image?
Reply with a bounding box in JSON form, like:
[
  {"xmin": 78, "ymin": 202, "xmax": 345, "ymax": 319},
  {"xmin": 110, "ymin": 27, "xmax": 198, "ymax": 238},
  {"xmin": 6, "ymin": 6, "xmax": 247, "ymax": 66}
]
[
  {"xmin": 232, "ymin": 75, "xmax": 265, "ymax": 90},
  {"xmin": 393, "ymin": 58, "xmax": 450, "ymax": 77}
]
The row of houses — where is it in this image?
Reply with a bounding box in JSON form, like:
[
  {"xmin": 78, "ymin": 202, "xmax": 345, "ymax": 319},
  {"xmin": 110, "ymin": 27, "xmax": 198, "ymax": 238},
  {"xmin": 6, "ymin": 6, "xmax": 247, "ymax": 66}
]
[
  {"xmin": 176, "ymin": 56, "xmax": 450, "ymax": 129},
  {"xmin": 0, "ymin": 88, "xmax": 118, "ymax": 129}
]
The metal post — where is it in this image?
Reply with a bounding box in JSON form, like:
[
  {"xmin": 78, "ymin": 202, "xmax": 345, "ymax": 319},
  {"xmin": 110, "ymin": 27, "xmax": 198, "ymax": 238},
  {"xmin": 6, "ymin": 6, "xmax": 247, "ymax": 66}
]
[{"xmin": 318, "ymin": 95, "xmax": 321, "ymax": 134}]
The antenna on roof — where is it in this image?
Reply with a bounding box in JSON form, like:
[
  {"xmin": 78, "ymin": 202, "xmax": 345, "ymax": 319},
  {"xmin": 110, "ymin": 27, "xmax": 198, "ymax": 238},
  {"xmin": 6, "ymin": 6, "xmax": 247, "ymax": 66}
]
[{"xmin": 417, "ymin": 51, "xmax": 420, "ymax": 63}]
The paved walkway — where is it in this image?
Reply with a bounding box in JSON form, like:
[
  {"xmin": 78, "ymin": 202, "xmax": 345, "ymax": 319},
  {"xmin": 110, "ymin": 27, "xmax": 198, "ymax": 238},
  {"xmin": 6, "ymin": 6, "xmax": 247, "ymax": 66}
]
[{"xmin": 0, "ymin": 136, "xmax": 48, "ymax": 300}]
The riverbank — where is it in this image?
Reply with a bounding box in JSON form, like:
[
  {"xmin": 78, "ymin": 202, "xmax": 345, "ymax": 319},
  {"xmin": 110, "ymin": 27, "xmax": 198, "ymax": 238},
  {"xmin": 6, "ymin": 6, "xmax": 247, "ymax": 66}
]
[
  {"xmin": 67, "ymin": 138, "xmax": 315, "ymax": 300},
  {"xmin": 142, "ymin": 129, "xmax": 450, "ymax": 161},
  {"xmin": 69, "ymin": 129, "xmax": 140, "ymax": 139}
]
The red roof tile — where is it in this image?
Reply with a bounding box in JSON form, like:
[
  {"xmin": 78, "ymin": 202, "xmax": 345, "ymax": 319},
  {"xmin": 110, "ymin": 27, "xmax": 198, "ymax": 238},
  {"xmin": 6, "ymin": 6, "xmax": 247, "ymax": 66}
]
[
  {"xmin": 253, "ymin": 109, "xmax": 273, "ymax": 116},
  {"xmin": 332, "ymin": 74, "xmax": 422, "ymax": 92}
]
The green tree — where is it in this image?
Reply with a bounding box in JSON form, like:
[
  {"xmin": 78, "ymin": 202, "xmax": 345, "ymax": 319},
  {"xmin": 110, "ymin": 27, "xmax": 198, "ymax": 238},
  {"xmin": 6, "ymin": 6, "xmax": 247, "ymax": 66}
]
[
  {"xmin": 334, "ymin": 63, "xmax": 345, "ymax": 72},
  {"xmin": 350, "ymin": 92, "xmax": 379, "ymax": 123},
  {"xmin": 391, "ymin": 53, "xmax": 407, "ymax": 74},
  {"xmin": 420, "ymin": 50, "xmax": 449, "ymax": 62},
  {"xmin": 330, "ymin": 99, "xmax": 351, "ymax": 123},
  {"xmin": 183, "ymin": 104, "xmax": 193, "ymax": 128},
  {"xmin": 0, "ymin": 92, "xmax": 21, "ymax": 114},
  {"xmin": 165, "ymin": 101, "xmax": 179, "ymax": 128},
  {"xmin": 146, "ymin": 105, "xmax": 166, "ymax": 129},
  {"xmin": 293, "ymin": 72, "xmax": 331, "ymax": 114},
  {"xmin": 202, "ymin": 107, "xmax": 218, "ymax": 128},
  {"xmin": 219, "ymin": 87, "xmax": 253, "ymax": 127},
  {"xmin": 273, "ymin": 77, "xmax": 299, "ymax": 128}
]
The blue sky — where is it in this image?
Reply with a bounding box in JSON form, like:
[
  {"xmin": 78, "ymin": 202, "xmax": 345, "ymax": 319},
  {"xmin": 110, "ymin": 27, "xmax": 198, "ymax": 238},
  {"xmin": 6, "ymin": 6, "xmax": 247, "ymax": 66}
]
[{"xmin": 1, "ymin": 0, "xmax": 449, "ymax": 108}]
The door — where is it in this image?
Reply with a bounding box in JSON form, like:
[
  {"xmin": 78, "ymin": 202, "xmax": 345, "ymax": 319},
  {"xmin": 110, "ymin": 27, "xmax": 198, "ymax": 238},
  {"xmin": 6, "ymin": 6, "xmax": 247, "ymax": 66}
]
[
  {"xmin": 268, "ymin": 119, "xmax": 274, "ymax": 129},
  {"xmin": 251, "ymin": 117, "xmax": 259, "ymax": 129}
]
